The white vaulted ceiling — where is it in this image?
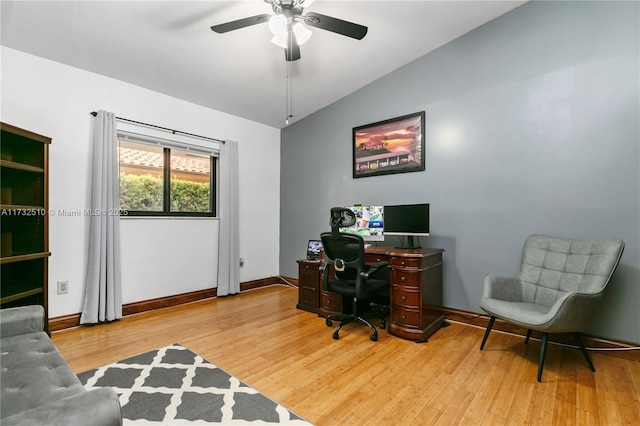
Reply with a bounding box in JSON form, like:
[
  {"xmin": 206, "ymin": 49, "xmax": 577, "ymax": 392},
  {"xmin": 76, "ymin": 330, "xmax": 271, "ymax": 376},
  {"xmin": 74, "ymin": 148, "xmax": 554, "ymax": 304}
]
[{"xmin": 0, "ymin": 1, "xmax": 525, "ymax": 129}]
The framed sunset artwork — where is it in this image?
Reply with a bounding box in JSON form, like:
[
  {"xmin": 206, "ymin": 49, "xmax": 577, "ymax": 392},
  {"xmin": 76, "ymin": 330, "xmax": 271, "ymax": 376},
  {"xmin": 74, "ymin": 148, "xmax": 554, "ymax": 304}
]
[{"xmin": 352, "ymin": 111, "xmax": 425, "ymax": 178}]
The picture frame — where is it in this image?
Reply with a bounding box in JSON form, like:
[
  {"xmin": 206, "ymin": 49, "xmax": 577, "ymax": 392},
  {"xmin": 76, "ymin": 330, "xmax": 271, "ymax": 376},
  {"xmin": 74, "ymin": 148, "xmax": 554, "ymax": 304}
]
[{"xmin": 353, "ymin": 111, "xmax": 425, "ymax": 178}]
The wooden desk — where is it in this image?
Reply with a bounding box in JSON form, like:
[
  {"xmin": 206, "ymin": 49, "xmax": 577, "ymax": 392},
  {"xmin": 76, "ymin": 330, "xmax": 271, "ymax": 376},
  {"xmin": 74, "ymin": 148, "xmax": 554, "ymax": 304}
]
[{"xmin": 297, "ymin": 246, "xmax": 444, "ymax": 342}]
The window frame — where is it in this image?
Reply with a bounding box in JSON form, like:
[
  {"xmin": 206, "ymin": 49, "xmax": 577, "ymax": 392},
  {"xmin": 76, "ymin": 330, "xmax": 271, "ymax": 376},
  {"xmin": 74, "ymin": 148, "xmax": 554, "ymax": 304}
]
[{"xmin": 117, "ymin": 132, "xmax": 218, "ymax": 218}]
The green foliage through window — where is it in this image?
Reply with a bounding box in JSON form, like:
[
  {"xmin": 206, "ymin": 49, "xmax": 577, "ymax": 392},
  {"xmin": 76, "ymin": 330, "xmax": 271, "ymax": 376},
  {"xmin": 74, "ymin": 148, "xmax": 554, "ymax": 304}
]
[
  {"xmin": 119, "ymin": 173, "xmax": 211, "ymax": 213},
  {"xmin": 118, "ymin": 139, "xmax": 215, "ymax": 216},
  {"xmin": 170, "ymin": 177, "xmax": 210, "ymax": 212},
  {"xmin": 120, "ymin": 173, "xmax": 163, "ymax": 212}
]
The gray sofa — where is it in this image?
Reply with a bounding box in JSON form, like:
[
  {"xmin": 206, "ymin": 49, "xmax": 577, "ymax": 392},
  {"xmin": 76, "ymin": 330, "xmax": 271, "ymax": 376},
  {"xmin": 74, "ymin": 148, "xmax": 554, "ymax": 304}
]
[{"xmin": 1, "ymin": 305, "xmax": 122, "ymax": 425}]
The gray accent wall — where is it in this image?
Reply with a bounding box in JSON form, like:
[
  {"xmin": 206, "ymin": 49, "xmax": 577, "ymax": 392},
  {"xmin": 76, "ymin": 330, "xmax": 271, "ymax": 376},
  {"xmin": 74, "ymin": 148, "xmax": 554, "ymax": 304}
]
[{"xmin": 280, "ymin": 1, "xmax": 639, "ymax": 344}]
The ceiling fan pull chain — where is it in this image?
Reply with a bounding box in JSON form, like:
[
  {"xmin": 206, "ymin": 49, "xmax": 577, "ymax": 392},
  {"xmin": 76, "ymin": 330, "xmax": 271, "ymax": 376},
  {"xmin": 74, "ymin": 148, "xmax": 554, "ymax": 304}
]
[
  {"xmin": 289, "ymin": 60, "xmax": 294, "ymax": 122},
  {"xmin": 285, "ymin": 70, "xmax": 289, "ymax": 125},
  {"xmin": 285, "ymin": 60, "xmax": 294, "ymax": 125},
  {"xmin": 285, "ymin": 29, "xmax": 294, "ymax": 125}
]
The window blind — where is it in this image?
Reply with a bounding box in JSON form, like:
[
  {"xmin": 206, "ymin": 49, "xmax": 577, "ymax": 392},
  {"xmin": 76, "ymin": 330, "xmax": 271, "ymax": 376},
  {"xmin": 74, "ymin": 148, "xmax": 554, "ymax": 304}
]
[{"xmin": 117, "ymin": 124, "xmax": 220, "ymax": 157}]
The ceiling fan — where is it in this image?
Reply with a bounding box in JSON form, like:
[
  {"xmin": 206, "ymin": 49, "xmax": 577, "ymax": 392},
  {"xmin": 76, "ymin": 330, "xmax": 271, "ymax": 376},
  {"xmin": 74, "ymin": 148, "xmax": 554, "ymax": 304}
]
[{"xmin": 210, "ymin": 0, "xmax": 368, "ymax": 61}]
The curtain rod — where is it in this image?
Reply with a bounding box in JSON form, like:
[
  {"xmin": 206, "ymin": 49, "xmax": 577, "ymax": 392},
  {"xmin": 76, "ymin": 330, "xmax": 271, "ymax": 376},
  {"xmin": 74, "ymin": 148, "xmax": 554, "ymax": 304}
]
[{"xmin": 90, "ymin": 111, "xmax": 225, "ymax": 144}]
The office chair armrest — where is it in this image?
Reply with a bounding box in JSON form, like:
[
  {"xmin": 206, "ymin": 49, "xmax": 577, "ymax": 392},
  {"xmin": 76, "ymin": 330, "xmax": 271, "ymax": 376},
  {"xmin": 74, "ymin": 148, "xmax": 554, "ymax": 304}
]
[
  {"xmin": 361, "ymin": 261, "xmax": 389, "ymax": 279},
  {"xmin": 319, "ymin": 259, "xmax": 335, "ymax": 275},
  {"xmin": 320, "ymin": 261, "xmax": 331, "ymax": 291}
]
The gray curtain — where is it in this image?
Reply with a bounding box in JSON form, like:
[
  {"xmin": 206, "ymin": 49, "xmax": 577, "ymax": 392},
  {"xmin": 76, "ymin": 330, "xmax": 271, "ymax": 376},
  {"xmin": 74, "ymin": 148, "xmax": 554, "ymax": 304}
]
[
  {"xmin": 80, "ymin": 111, "xmax": 122, "ymax": 324},
  {"xmin": 217, "ymin": 140, "xmax": 240, "ymax": 296}
]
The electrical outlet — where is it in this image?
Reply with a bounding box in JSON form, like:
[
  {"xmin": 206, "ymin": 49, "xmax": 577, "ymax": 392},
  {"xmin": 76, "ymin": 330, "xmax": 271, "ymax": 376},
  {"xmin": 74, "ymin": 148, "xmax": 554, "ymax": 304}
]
[{"xmin": 57, "ymin": 281, "xmax": 68, "ymax": 295}]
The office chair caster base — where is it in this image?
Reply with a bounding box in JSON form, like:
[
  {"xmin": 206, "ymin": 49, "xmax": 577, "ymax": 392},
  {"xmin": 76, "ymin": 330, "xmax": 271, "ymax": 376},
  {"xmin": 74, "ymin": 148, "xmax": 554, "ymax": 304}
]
[
  {"xmin": 370, "ymin": 333, "xmax": 378, "ymax": 341},
  {"xmin": 333, "ymin": 330, "xmax": 340, "ymax": 339},
  {"xmin": 326, "ymin": 318, "xmax": 333, "ymax": 327}
]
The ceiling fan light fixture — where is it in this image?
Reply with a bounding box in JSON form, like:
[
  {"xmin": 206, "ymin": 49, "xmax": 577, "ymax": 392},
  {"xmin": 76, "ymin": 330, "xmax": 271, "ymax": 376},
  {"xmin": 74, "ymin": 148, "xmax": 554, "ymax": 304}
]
[
  {"xmin": 268, "ymin": 14, "xmax": 287, "ymax": 37},
  {"xmin": 292, "ymin": 21, "xmax": 312, "ymax": 45},
  {"xmin": 212, "ymin": 1, "xmax": 368, "ymax": 62},
  {"xmin": 270, "ymin": 33, "xmax": 289, "ymax": 49}
]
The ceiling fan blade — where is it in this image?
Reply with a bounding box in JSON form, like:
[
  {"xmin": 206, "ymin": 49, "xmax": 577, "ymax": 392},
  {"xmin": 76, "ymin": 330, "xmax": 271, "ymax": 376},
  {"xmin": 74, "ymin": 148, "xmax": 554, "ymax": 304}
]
[
  {"xmin": 285, "ymin": 32, "xmax": 301, "ymax": 61},
  {"xmin": 210, "ymin": 14, "xmax": 271, "ymax": 33},
  {"xmin": 304, "ymin": 12, "xmax": 367, "ymax": 40}
]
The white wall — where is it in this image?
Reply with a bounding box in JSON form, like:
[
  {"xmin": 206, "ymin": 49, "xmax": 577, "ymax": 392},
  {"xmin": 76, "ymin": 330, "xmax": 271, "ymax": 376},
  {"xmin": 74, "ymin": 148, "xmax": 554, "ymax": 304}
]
[
  {"xmin": 119, "ymin": 219, "xmax": 219, "ymax": 303},
  {"xmin": 1, "ymin": 46, "xmax": 281, "ymax": 318}
]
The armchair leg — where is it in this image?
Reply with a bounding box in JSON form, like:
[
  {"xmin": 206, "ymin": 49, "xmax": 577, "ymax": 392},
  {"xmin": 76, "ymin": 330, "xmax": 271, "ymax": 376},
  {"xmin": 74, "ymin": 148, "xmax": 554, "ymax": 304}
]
[
  {"xmin": 537, "ymin": 332, "xmax": 549, "ymax": 382},
  {"xmin": 574, "ymin": 333, "xmax": 595, "ymax": 372},
  {"xmin": 480, "ymin": 316, "xmax": 496, "ymax": 350},
  {"xmin": 525, "ymin": 329, "xmax": 532, "ymax": 344}
]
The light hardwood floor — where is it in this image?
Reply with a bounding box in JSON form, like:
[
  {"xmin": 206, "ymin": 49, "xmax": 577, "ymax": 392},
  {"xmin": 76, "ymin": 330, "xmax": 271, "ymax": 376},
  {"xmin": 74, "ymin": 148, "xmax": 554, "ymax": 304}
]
[{"xmin": 52, "ymin": 285, "xmax": 640, "ymax": 425}]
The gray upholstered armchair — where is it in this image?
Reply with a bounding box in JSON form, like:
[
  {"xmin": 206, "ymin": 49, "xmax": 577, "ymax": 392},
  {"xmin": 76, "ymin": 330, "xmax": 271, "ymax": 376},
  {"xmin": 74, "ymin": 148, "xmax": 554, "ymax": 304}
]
[{"xmin": 479, "ymin": 234, "xmax": 624, "ymax": 382}]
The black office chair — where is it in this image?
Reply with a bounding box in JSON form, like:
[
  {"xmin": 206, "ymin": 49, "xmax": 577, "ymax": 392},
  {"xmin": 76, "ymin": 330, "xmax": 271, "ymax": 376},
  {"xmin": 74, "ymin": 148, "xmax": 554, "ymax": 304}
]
[{"xmin": 320, "ymin": 207, "xmax": 390, "ymax": 341}]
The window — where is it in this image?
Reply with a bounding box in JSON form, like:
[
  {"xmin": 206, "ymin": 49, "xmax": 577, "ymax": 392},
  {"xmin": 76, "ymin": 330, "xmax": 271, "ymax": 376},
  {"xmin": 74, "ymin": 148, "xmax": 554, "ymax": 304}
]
[{"xmin": 117, "ymin": 133, "xmax": 217, "ymax": 217}]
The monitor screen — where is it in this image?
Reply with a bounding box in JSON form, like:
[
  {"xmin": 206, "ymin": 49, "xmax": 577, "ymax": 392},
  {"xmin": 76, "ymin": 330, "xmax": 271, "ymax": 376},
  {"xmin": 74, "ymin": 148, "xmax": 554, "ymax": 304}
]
[
  {"xmin": 339, "ymin": 205, "xmax": 384, "ymax": 241},
  {"xmin": 306, "ymin": 240, "xmax": 323, "ymax": 259},
  {"xmin": 384, "ymin": 203, "xmax": 429, "ymax": 236}
]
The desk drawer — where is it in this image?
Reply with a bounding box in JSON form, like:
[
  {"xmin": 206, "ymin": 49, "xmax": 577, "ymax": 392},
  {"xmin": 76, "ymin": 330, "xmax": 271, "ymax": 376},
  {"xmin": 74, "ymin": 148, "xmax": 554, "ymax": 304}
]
[
  {"xmin": 392, "ymin": 285, "xmax": 420, "ymax": 307},
  {"xmin": 392, "ymin": 308, "xmax": 421, "ymax": 328},
  {"xmin": 391, "ymin": 270, "xmax": 421, "ymax": 287},
  {"xmin": 365, "ymin": 253, "xmax": 387, "ymax": 264},
  {"xmin": 390, "ymin": 256, "xmax": 421, "ymax": 269},
  {"xmin": 321, "ymin": 290, "xmax": 342, "ymax": 312},
  {"xmin": 299, "ymin": 262, "xmax": 320, "ymax": 271}
]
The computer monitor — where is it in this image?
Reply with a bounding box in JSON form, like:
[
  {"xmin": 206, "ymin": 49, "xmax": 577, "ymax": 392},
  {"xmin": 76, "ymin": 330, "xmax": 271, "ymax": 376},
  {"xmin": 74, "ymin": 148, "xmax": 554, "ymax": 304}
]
[
  {"xmin": 339, "ymin": 205, "xmax": 384, "ymax": 242},
  {"xmin": 384, "ymin": 203, "xmax": 429, "ymax": 248}
]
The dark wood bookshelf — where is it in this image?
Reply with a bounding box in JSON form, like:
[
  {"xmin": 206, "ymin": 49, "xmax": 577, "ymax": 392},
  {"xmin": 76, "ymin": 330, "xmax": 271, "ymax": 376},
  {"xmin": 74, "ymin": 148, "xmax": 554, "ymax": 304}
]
[{"xmin": 1, "ymin": 122, "xmax": 51, "ymax": 331}]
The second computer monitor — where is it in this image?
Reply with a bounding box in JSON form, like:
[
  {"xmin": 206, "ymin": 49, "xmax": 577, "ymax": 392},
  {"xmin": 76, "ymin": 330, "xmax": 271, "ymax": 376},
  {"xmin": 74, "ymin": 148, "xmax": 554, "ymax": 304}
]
[{"xmin": 384, "ymin": 203, "xmax": 429, "ymax": 248}]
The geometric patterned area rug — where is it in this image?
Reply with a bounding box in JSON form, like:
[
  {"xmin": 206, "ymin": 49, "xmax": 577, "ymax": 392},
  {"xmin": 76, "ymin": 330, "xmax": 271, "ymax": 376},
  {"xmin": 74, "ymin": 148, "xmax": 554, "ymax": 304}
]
[{"xmin": 77, "ymin": 343, "xmax": 313, "ymax": 425}]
